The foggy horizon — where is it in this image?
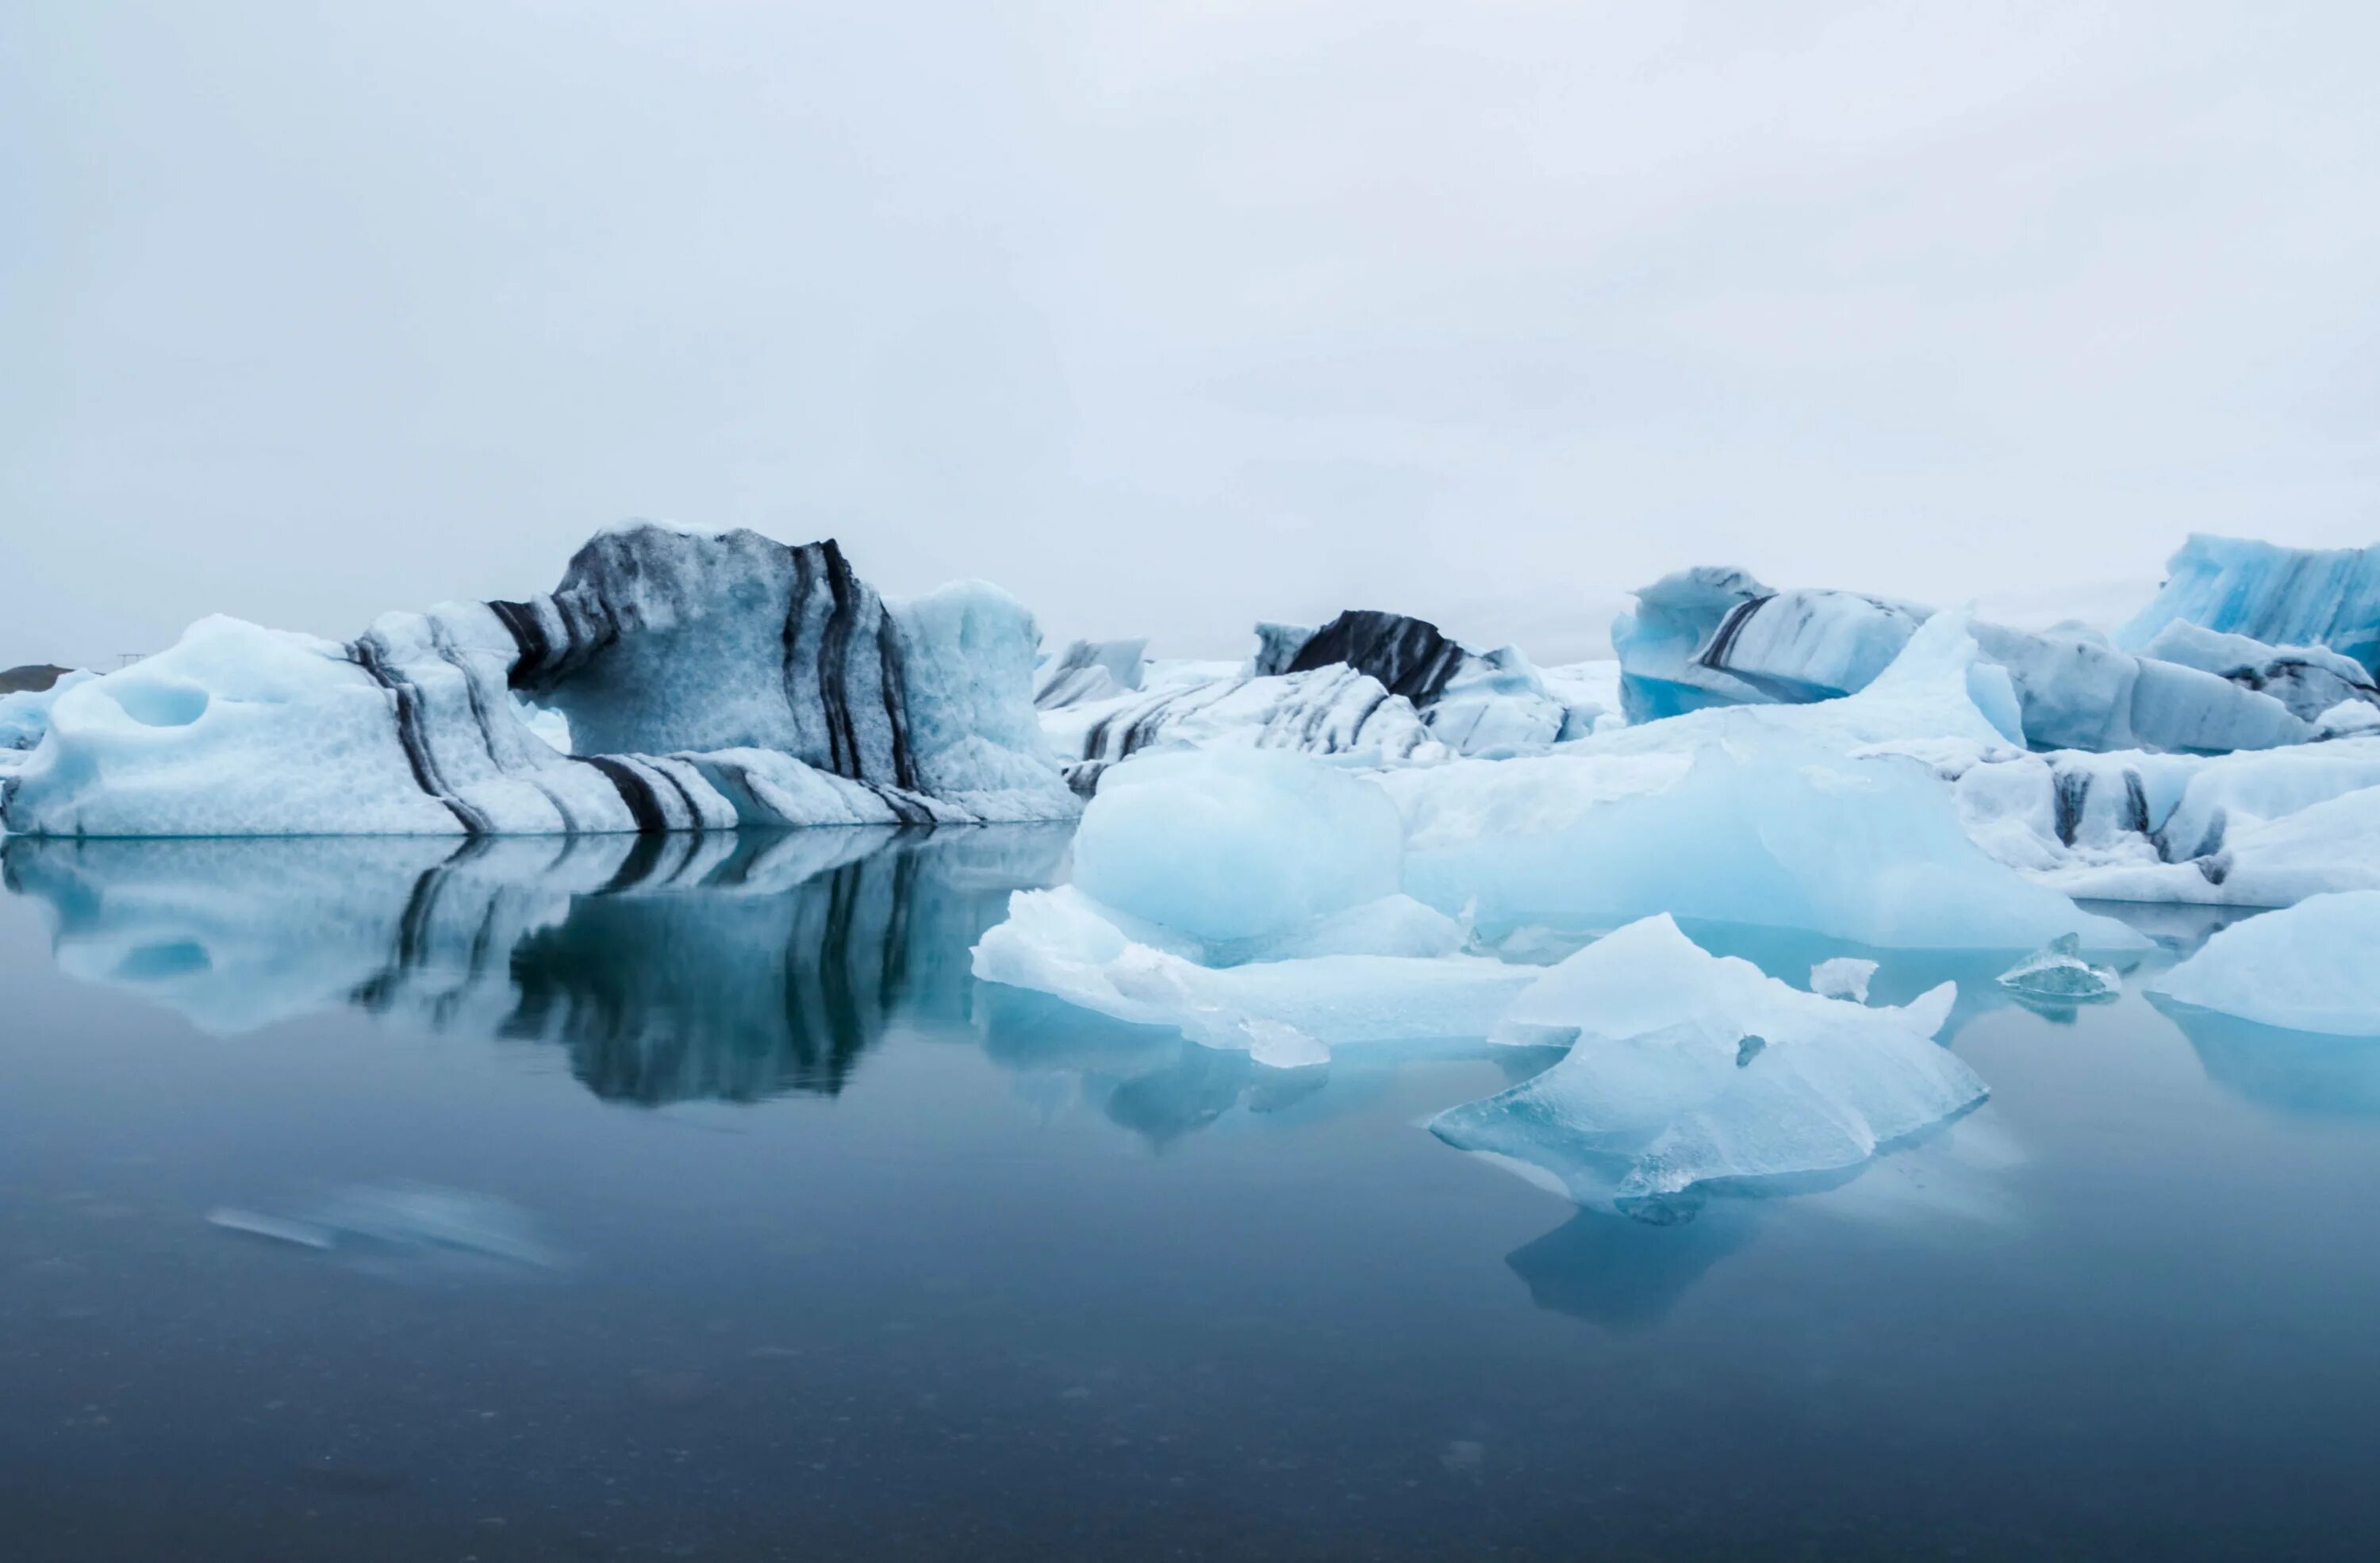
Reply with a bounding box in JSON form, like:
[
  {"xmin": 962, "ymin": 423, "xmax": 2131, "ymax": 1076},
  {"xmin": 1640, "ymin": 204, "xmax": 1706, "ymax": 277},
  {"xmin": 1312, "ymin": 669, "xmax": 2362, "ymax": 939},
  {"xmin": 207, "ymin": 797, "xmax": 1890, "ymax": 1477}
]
[{"xmin": 8, "ymin": 1, "xmax": 2376, "ymax": 670}]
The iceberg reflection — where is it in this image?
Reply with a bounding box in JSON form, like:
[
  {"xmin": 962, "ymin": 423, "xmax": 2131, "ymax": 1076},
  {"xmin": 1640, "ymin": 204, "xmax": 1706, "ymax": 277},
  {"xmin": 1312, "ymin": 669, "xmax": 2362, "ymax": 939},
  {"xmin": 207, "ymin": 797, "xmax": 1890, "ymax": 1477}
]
[{"xmin": 2, "ymin": 827, "xmax": 1071, "ymax": 1105}]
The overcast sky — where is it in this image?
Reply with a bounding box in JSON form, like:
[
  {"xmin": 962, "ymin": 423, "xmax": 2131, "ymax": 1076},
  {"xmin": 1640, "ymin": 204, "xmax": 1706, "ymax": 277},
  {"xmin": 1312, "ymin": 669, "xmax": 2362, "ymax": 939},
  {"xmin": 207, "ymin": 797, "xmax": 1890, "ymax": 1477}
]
[{"xmin": 5, "ymin": 1, "xmax": 2375, "ymax": 668}]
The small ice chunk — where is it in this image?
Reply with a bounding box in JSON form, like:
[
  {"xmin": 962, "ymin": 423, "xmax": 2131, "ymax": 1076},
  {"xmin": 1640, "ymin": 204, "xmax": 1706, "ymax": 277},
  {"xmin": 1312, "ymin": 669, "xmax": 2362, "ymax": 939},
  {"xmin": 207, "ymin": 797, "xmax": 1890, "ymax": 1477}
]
[
  {"xmin": 2149, "ymin": 890, "xmax": 2380, "ymax": 1035},
  {"xmin": 1430, "ymin": 916, "xmax": 1983, "ymax": 1217},
  {"xmin": 1810, "ymin": 958, "xmax": 1878, "ymax": 1003},
  {"xmin": 1995, "ymin": 934, "xmax": 2121, "ymax": 1002}
]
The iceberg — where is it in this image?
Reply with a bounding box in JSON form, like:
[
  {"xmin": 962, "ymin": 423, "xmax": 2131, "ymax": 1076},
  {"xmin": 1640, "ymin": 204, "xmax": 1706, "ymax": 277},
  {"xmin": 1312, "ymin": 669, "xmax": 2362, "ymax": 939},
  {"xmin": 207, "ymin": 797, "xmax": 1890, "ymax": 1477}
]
[
  {"xmin": 1043, "ymin": 609, "xmax": 1584, "ymax": 788},
  {"xmin": 0, "ymin": 524, "xmax": 1078, "ymax": 836},
  {"xmin": 0, "ymin": 667, "xmax": 93, "ymax": 756},
  {"xmin": 1384, "ymin": 615, "xmax": 2141, "ymax": 950},
  {"xmin": 1994, "ymin": 934, "xmax": 2120, "ymax": 1003},
  {"xmin": 1429, "ymin": 916, "xmax": 1984, "ymax": 1219},
  {"xmin": 1034, "ymin": 637, "xmax": 1148, "ymax": 710},
  {"xmin": 2148, "ymin": 891, "xmax": 2380, "ymax": 1035},
  {"xmin": 971, "ymin": 884, "xmax": 1534, "ymax": 1066},
  {"xmin": 1041, "ymin": 662, "xmax": 1445, "ymax": 797},
  {"xmin": 1942, "ymin": 737, "xmax": 2380, "ymax": 905},
  {"xmin": 1610, "ymin": 560, "xmax": 2319, "ymax": 754},
  {"xmin": 1968, "ymin": 621, "xmax": 2311, "ymax": 755},
  {"xmin": 1070, "ymin": 748, "xmax": 1405, "ymax": 943},
  {"xmin": 2136, "ymin": 620, "xmax": 2380, "ymax": 725},
  {"xmin": 973, "ymin": 749, "xmax": 1535, "ymax": 1060},
  {"xmin": 2115, "ymin": 535, "xmax": 2380, "ymax": 674},
  {"xmin": 1611, "ymin": 566, "xmax": 1927, "ymax": 722}
]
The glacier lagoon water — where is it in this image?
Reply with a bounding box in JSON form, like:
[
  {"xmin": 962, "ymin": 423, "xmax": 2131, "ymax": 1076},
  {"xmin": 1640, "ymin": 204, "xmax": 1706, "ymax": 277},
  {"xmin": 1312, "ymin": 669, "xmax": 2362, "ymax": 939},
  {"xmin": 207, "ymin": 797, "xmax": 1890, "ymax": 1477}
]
[{"xmin": 3, "ymin": 830, "xmax": 2379, "ymax": 1561}]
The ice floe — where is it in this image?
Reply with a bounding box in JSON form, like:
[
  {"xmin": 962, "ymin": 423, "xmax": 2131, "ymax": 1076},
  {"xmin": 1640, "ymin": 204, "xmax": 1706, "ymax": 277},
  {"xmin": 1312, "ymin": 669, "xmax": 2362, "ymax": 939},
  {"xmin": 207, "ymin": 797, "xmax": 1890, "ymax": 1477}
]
[{"xmin": 1429, "ymin": 916, "xmax": 1983, "ymax": 1219}]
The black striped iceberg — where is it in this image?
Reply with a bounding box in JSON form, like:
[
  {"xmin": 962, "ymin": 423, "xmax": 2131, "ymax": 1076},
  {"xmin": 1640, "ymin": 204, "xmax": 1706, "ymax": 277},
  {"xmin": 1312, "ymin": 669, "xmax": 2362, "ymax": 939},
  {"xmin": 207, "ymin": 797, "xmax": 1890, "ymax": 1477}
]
[{"xmin": 0, "ymin": 523, "xmax": 1080, "ymax": 836}]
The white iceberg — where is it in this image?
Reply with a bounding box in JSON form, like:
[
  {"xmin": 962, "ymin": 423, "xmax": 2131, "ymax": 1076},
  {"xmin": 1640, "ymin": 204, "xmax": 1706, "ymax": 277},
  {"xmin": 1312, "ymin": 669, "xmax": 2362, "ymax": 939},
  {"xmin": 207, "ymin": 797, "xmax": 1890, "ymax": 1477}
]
[
  {"xmin": 1430, "ymin": 916, "xmax": 1983, "ymax": 1217},
  {"xmin": 1810, "ymin": 957, "xmax": 1879, "ymax": 1003},
  {"xmin": 2148, "ymin": 891, "xmax": 2380, "ymax": 1035}
]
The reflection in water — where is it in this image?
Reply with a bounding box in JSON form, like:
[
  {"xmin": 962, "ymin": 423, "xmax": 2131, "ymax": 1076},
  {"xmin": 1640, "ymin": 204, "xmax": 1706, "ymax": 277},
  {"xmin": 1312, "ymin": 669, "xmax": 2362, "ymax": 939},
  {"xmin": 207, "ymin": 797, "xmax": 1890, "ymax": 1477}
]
[
  {"xmin": 2, "ymin": 827, "xmax": 1072, "ymax": 1107},
  {"xmin": 1504, "ymin": 1205, "xmax": 1755, "ymax": 1331},
  {"xmin": 2154, "ymin": 997, "xmax": 2380, "ymax": 1119},
  {"xmin": 3, "ymin": 828, "xmax": 2037, "ymax": 1336}
]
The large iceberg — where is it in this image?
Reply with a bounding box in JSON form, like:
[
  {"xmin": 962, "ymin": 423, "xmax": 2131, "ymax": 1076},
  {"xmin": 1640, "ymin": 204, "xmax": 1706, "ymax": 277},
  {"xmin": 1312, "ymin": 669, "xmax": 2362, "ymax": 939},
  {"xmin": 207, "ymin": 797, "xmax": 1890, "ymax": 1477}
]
[
  {"xmin": 973, "ymin": 749, "xmax": 1534, "ymax": 1062},
  {"xmin": 1612, "ymin": 561, "xmax": 2320, "ymax": 755},
  {"xmin": 2116, "ymin": 535, "xmax": 2380, "ymax": 674},
  {"xmin": 1430, "ymin": 916, "xmax": 1984, "ymax": 1219},
  {"xmin": 1386, "ymin": 614, "xmax": 2145, "ymax": 950},
  {"xmin": 2148, "ymin": 891, "xmax": 2380, "ymax": 1035},
  {"xmin": 0, "ymin": 524, "xmax": 1078, "ymax": 836}
]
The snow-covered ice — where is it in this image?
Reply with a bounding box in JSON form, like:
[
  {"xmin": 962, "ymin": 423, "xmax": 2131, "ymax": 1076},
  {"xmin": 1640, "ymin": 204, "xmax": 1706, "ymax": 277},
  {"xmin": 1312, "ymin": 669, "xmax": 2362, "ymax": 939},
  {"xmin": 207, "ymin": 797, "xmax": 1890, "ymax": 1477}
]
[
  {"xmin": 2148, "ymin": 892, "xmax": 2380, "ymax": 1035},
  {"xmin": 1429, "ymin": 916, "xmax": 1984, "ymax": 1218},
  {"xmin": 1941, "ymin": 736, "xmax": 2380, "ymax": 905},
  {"xmin": 1811, "ymin": 958, "xmax": 1879, "ymax": 1003}
]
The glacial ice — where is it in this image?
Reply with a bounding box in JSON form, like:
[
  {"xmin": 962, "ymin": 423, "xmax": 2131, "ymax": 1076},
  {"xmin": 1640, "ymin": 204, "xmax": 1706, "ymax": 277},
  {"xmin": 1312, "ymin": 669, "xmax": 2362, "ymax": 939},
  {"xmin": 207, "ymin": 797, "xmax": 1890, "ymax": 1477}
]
[
  {"xmin": 971, "ymin": 884, "xmax": 1533, "ymax": 1066},
  {"xmin": 1940, "ymin": 736, "xmax": 2380, "ymax": 905},
  {"xmin": 1041, "ymin": 662, "xmax": 1445, "ymax": 797},
  {"xmin": 1072, "ymin": 749, "xmax": 1406, "ymax": 944},
  {"xmin": 1041, "ymin": 609, "xmax": 1590, "ymax": 790},
  {"xmin": 2149, "ymin": 891, "xmax": 2380, "ymax": 1035},
  {"xmin": 1995, "ymin": 934, "xmax": 2120, "ymax": 1003},
  {"xmin": 973, "ymin": 749, "xmax": 1530, "ymax": 1060},
  {"xmin": 1035, "ymin": 638, "xmax": 1148, "ymax": 709},
  {"xmin": 1429, "ymin": 916, "xmax": 1984, "ymax": 1216},
  {"xmin": 2136, "ymin": 620, "xmax": 2380, "ymax": 724},
  {"xmin": 2116, "ymin": 535, "xmax": 2380, "ymax": 674},
  {"xmin": 1609, "ymin": 558, "xmax": 2320, "ymax": 755},
  {"xmin": 0, "ymin": 668, "xmax": 92, "ymax": 755},
  {"xmin": 1611, "ymin": 566, "xmax": 1927, "ymax": 721},
  {"xmin": 0, "ymin": 525, "xmax": 1079, "ymax": 836},
  {"xmin": 1384, "ymin": 616, "xmax": 2140, "ymax": 949}
]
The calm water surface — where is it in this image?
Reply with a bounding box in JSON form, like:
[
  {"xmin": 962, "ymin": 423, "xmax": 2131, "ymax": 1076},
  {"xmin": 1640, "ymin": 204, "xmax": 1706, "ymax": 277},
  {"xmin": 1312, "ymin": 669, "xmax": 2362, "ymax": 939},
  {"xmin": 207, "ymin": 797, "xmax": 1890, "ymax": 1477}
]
[{"xmin": 2, "ymin": 828, "xmax": 2378, "ymax": 1561}]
